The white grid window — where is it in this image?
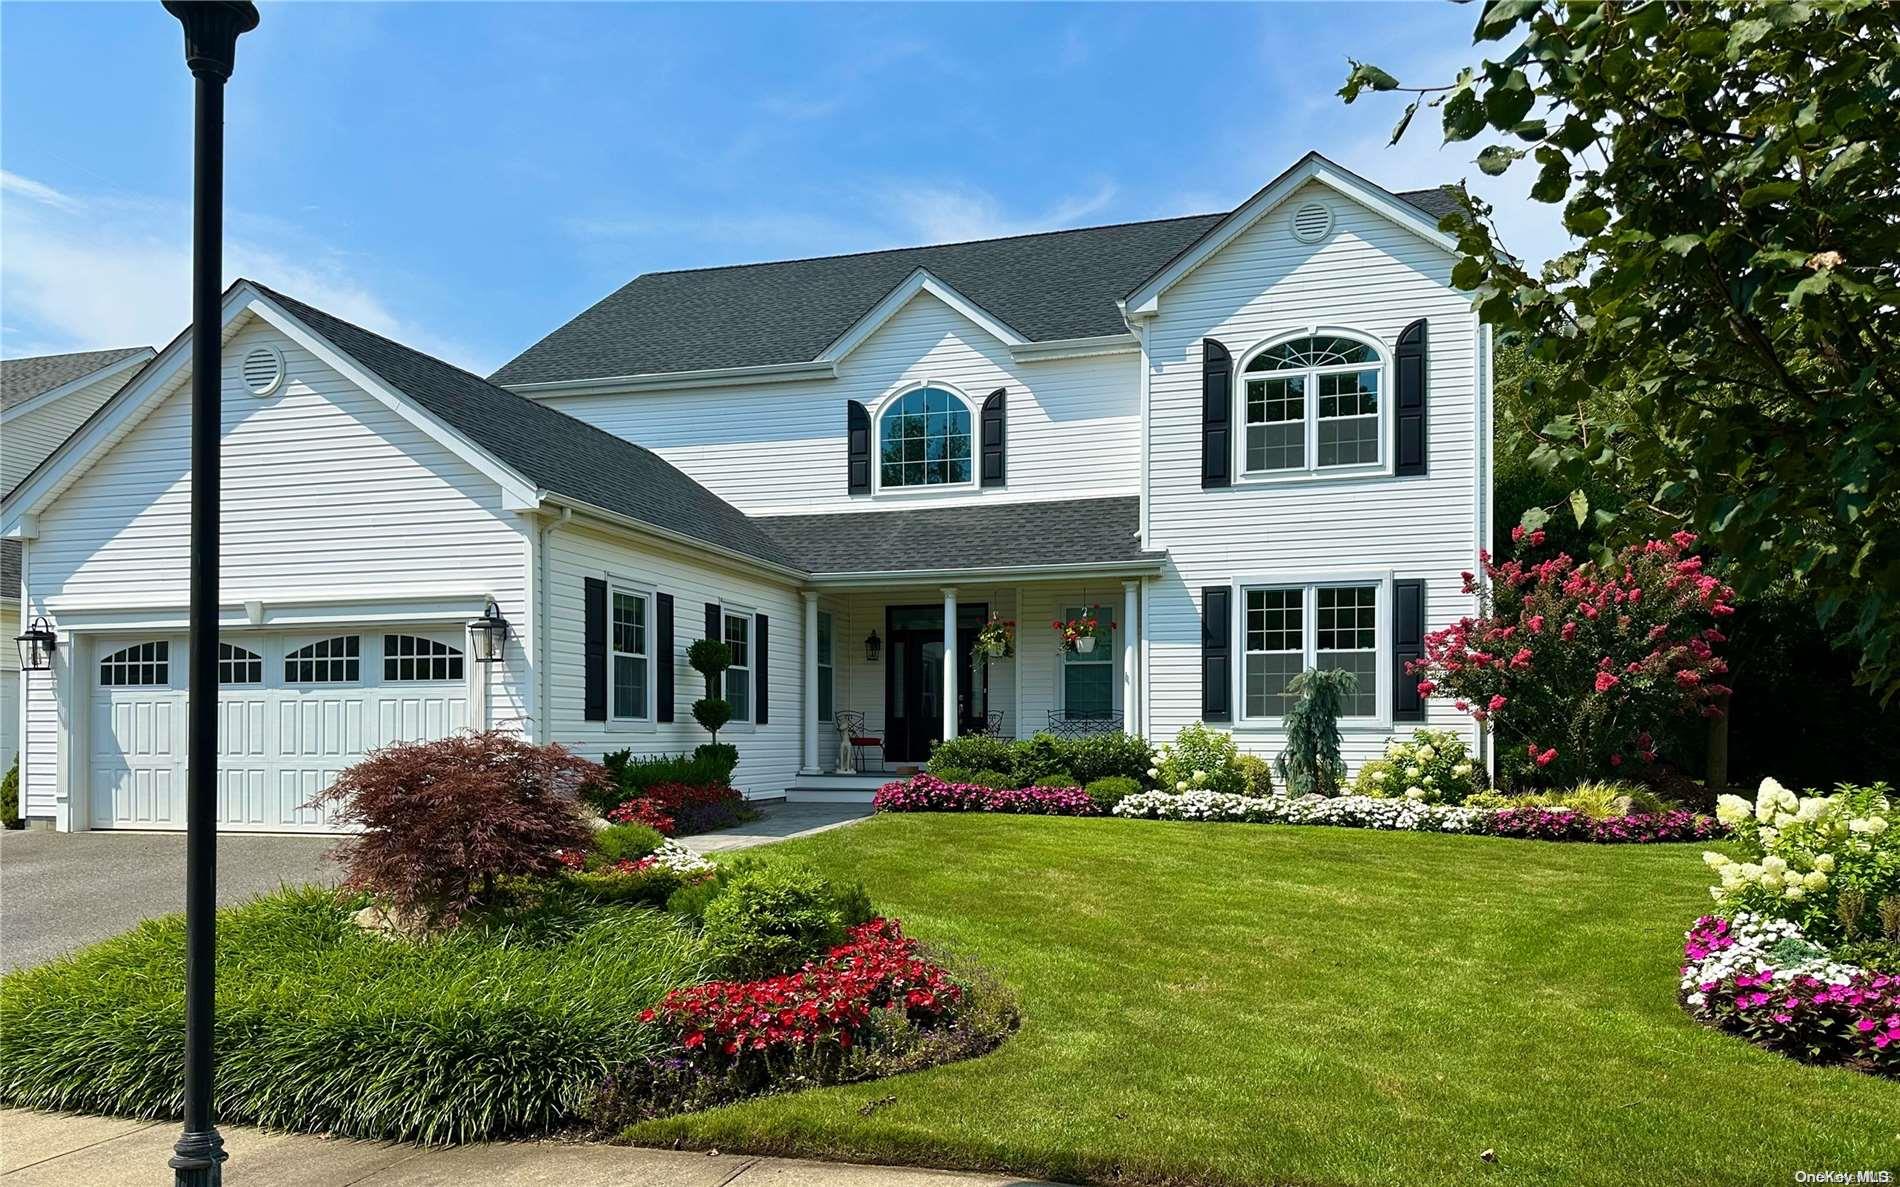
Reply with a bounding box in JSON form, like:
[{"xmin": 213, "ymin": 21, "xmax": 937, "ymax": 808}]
[
  {"xmin": 1060, "ymin": 606, "xmax": 1114, "ymax": 719},
  {"xmin": 1317, "ymin": 586, "xmax": 1379, "ymax": 717},
  {"xmin": 100, "ymin": 641, "xmax": 169, "ymax": 687},
  {"xmin": 611, "ymin": 591, "xmax": 650, "ymax": 721},
  {"xmin": 384, "ymin": 634, "xmax": 463, "ymax": 682},
  {"xmin": 285, "ymin": 636, "xmax": 360, "ymax": 684},
  {"xmin": 1243, "ymin": 589, "xmax": 1303, "ymax": 719},
  {"xmin": 219, "ymin": 642, "xmax": 263, "ymax": 685},
  {"xmin": 723, "ymin": 612, "xmax": 751, "ymax": 722},
  {"xmin": 1242, "ymin": 334, "xmax": 1383, "ymax": 474},
  {"xmin": 878, "ymin": 387, "xmax": 973, "ymax": 488}
]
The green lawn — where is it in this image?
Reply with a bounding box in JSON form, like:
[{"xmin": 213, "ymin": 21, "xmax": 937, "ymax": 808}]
[{"xmin": 627, "ymin": 814, "xmax": 1900, "ymax": 1187}]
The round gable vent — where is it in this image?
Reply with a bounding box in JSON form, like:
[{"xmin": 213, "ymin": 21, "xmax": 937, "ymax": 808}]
[
  {"xmin": 1291, "ymin": 201, "xmax": 1333, "ymax": 243},
  {"xmin": 241, "ymin": 344, "xmax": 284, "ymax": 397}
]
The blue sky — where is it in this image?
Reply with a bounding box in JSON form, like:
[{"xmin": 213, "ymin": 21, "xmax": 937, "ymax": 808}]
[{"xmin": 1, "ymin": 2, "xmax": 1563, "ymax": 375}]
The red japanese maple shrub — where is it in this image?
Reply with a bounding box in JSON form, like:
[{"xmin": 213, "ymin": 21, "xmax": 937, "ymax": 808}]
[
  {"xmin": 1410, "ymin": 531, "xmax": 1734, "ymax": 787},
  {"xmin": 310, "ymin": 731, "xmax": 602, "ymax": 925}
]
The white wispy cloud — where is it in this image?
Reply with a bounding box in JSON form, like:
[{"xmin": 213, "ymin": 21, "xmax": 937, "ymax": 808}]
[
  {"xmin": 0, "ymin": 174, "xmax": 486, "ymax": 370},
  {"xmin": 881, "ymin": 180, "xmax": 1120, "ymax": 245}
]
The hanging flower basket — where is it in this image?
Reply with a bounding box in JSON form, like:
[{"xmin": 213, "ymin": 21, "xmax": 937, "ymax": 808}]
[
  {"xmin": 974, "ymin": 614, "xmax": 1016, "ymax": 659},
  {"xmin": 1053, "ymin": 606, "xmax": 1113, "ymax": 654}
]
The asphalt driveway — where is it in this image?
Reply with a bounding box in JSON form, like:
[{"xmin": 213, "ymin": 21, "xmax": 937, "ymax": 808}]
[{"xmin": 0, "ymin": 830, "xmax": 336, "ymax": 972}]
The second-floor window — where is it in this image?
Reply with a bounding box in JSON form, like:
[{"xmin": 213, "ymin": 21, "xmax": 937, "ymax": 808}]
[
  {"xmin": 878, "ymin": 386, "xmax": 973, "ymax": 489},
  {"xmin": 1241, "ymin": 334, "xmax": 1383, "ymax": 476}
]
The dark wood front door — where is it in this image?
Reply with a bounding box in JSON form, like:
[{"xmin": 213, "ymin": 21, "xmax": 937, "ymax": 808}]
[{"xmin": 884, "ymin": 603, "xmax": 988, "ymax": 763}]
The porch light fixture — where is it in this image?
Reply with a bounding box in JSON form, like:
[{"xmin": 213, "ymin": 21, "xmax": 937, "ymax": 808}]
[
  {"xmin": 15, "ymin": 617, "xmax": 57, "ymax": 672},
  {"xmin": 467, "ymin": 599, "xmax": 510, "ymax": 663},
  {"xmin": 864, "ymin": 629, "xmax": 882, "ymax": 664}
]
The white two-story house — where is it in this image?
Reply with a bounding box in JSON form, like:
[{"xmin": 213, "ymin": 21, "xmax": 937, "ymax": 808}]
[{"xmin": 1, "ymin": 152, "xmax": 1490, "ymax": 832}]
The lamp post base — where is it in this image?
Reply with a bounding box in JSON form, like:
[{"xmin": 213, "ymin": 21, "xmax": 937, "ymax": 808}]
[{"xmin": 169, "ymin": 1128, "xmax": 227, "ymax": 1186}]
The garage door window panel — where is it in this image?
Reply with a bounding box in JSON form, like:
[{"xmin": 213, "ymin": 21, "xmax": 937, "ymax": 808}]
[
  {"xmin": 285, "ymin": 636, "xmax": 361, "ymax": 684},
  {"xmin": 100, "ymin": 641, "xmax": 169, "ymax": 687},
  {"xmin": 220, "ymin": 643, "xmax": 263, "ymax": 685},
  {"xmin": 383, "ymin": 634, "xmax": 464, "ymax": 683}
]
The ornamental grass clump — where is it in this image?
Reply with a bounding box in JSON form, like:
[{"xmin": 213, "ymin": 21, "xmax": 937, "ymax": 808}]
[
  {"xmin": 1410, "ymin": 531, "xmax": 1734, "ymax": 787},
  {"xmin": 308, "ymin": 731, "xmax": 601, "ymax": 927}
]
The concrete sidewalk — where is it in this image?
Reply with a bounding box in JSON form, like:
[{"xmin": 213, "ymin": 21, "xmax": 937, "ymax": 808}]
[{"xmin": 0, "ymin": 1110, "xmax": 1055, "ymax": 1186}]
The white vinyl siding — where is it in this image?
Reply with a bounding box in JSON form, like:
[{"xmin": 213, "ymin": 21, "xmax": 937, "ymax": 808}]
[
  {"xmin": 1143, "ymin": 180, "xmax": 1485, "ymax": 769},
  {"xmin": 0, "ymin": 364, "xmax": 142, "ymax": 492},
  {"xmin": 535, "ymin": 290, "xmax": 1140, "ymax": 515}
]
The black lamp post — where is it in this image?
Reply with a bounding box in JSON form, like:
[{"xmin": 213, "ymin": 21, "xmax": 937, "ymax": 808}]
[{"xmin": 159, "ymin": 4, "xmax": 257, "ymax": 1184}]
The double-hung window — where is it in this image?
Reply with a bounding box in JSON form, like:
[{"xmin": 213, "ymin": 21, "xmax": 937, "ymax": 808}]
[
  {"xmin": 1060, "ymin": 605, "xmax": 1114, "ymax": 719},
  {"xmin": 816, "ymin": 611, "xmax": 834, "ymax": 722},
  {"xmin": 1241, "ymin": 581, "xmax": 1382, "ymax": 722},
  {"xmin": 611, "ymin": 589, "xmax": 651, "ymax": 721},
  {"xmin": 723, "ymin": 611, "xmax": 751, "ymax": 723},
  {"xmin": 1242, "ymin": 335, "xmax": 1383, "ymax": 475}
]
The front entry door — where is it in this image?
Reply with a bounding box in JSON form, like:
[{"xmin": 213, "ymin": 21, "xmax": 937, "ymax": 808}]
[{"xmin": 884, "ymin": 604, "xmax": 988, "ymax": 763}]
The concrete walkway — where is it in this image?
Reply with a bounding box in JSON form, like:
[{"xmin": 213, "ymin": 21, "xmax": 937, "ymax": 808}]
[
  {"xmin": 679, "ymin": 802, "xmax": 872, "ymax": 853},
  {"xmin": 0, "ymin": 1110, "xmax": 1051, "ymax": 1186}
]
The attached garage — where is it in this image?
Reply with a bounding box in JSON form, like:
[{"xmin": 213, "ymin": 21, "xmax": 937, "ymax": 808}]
[{"xmin": 87, "ymin": 629, "xmax": 470, "ymax": 833}]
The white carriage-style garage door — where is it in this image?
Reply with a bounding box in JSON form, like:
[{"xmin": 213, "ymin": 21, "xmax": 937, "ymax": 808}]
[{"xmin": 89, "ymin": 629, "xmax": 470, "ymax": 832}]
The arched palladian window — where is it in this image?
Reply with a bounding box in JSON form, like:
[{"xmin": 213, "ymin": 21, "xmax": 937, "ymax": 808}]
[
  {"xmin": 1241, "ymin": 334, "xmax": 1383, "ymax": 474},
  {"xmin": 878, "ymin": 386, "xmax": 973, "ymax": 488}
]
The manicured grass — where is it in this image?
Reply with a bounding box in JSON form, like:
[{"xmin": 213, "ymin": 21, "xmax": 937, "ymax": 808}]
[
  {"xmin": 0, "ymin": 886, "xmax": 711, "ymax": 1143},
  {"xmin": 626, "ymin": 815, "xmax": 1900, "ymax": 1187}
]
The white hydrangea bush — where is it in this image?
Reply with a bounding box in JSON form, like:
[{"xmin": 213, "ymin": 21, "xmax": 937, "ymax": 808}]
[
  {"xmin": 1348, "ymin": 728, "xmax": 1485, "ymax": 805},
  {"xmin": 1706, "ymin": 777, "xmax": 1896, "ymax": 943}
]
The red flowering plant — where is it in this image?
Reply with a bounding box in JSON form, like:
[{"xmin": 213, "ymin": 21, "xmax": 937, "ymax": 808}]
[
  {"xmin": 608, "ymin": 781, "xmax": 754, "ymax": 836},
  {"xmin": 1052, "ymin": 605, "xmax": 1114, "ymax": 653},
  {"xmin": 606, "ymin": 797, "xmax": 677, "ymax": 836},
  {"xmin": 1410, "ymin": 530, "xmax": 1735, "ymax": 787},
  {"xmin": 640, "ymin": 918, "xmax": 963, "ymax": 1087}
]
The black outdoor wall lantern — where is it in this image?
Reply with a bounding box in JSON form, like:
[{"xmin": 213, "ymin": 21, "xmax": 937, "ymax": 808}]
[
  {"xmin": 15, "ymin": 617, "xmax": 57, "ymax": 672},
  {"xmin": 864, "ymin": 629, "xmax": 882, "ymax": 664},
  {"xmin": 467, "ymin": 599, "xmax": 510, "ymax": 663}
]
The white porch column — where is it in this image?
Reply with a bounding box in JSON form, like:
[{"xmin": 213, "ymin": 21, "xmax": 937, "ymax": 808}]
[
  {"xmin": 1122, "ymin": 579, "xmax": 1140, "ymax": 736},
  {"xmin": 941, "ymin": 586, "xmax": 959, "ymax": 743},
  {"xmin": 801, "ymin": 591, "xmax": 820, "ymax": 774}
]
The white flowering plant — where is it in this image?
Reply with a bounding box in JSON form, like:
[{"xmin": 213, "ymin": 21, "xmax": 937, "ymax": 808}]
[
  {"xmin": 1706, "ymin": 778, "xmax": 1897, "ymax": 944},
  {"xmin": 1148, "ymin": 722, "xmax": 1246, "ymax": 796},
  {"xmin": 1347, "ymin": 728, "xmax": 1485, "ymax": 805},
  {"xmin": 1113, "ymin": 789, "xmax": 1491, "ymax": 834}
]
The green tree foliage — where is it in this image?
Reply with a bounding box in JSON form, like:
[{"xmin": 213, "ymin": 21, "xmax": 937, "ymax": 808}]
[
  {"xmin": 1276, "ymin": 669, "xmax": 1355, "ymax": 796},
  {"xmin": 687, "ymin": 638, "xmax": 733, "ymax": 745},
  {"xmin": 1343, "ymin": 1, "xmax": 1900, "ymax": 698}
]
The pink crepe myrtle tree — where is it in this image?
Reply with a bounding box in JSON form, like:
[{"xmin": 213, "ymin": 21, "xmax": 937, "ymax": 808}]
[{"xmin": 1410, "ymin": 530, "xmax": 1734, "ymax": 787}]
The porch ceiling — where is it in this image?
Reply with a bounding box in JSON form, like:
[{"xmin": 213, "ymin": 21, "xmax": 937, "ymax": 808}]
[{"xmin": 754, "ymin": 495, "xmax": 1164, "ymax": 584}]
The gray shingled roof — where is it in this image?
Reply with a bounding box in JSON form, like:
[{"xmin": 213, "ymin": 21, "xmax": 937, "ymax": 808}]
[
  {"xmin": 491, "ymin": 177, "xmax": 1462, "ymax": 388},
  {"xmin": 2, "ymin": 347, "xmax": 150, "ymax": 412},
  {"xmin": 250, "ymin": 283, "xmax": 800, "ymax": 572},
  {"xmin": 754, "ymin": 496, "xmax": 1159, "ymax": 576}
]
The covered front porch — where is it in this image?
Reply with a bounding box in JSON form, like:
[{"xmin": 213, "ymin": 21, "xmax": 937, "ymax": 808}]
[{"xmin": 792, "ymin": 569, "xmax": 1152, "ymax": 789}]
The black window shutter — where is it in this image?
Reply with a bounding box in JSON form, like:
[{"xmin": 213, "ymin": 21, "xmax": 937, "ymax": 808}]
[
  {"xmin": 1395, "ymin": 319, "xmax": 1428, "ymax": 477},
  {"xmin": 847, "ymin": 400, "xmax": 871, "ymax": 493},
  {"xmin": 583, "ymin": 577, "xmax": 607, "ymax": 722},
  {"xmin": 1394, "ymin": 579, "xmax": 1427, "ymax": 722},
  {"xmin": 980, "ymin": 388, "xmax": 1007, "ymax": 488},
  {"xmin": 656, "ymin": 592, "xmax": 675, "ymax": 723},
  {"xmin": 1201, "ymin": 339, "xmax": 1233, "ymax": 488},
  {"xmin": 1201, "ymin": 586, "xmax": 1232, "ymax": 722},
  {"xmin": 754, "ymin": 613, "xmax": 769, "ymax": 724},
  {"xmin": 704, "ymin": 601, "xmax": 723, "ymax": 698}
]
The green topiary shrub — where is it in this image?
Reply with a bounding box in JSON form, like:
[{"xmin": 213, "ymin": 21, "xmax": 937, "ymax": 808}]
[
  {"xmin": 1234, "ymin": 753, "xmax": 1275, "ymax": 798},
  {"xmin": 1153, "ymin": 722, "xmax": 1245, "ymax": 794},
  {"xmin": 692, "ymin": 742, "xmax": 739, "ymax": 784},
  {"xmin": 1084, "ymin": 775, "xmax": 1142, "ymax": 812},
  {"xmin": 968, "ymin": 769, "xmax": 1018, "ymax": 790},
  {"xmin": 926, "ymin": 734, "xmax": 1018, "ymax": 780},
  {"xmin": 589, "ymin": 822, "xmax": 663, "ymax": 867},
  {"xmin": 1032, "ymin": 773, "xmax": 1080, "ymax": 788},
  {"xmin": 699, "ymin": 861, "xmax": 848, "ymax": 978},
  {"xmin": 1, "ymin": 761, "xmax": 20, "ymax": 829}
]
